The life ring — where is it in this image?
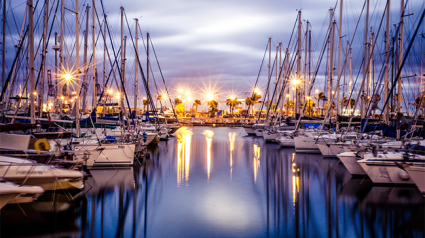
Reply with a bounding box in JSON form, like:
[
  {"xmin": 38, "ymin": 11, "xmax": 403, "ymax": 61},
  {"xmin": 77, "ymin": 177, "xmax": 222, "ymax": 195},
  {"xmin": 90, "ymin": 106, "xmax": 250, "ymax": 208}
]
[{"xmin": 34, "ymin": 139, "xmax": 51, "ymax": 153}]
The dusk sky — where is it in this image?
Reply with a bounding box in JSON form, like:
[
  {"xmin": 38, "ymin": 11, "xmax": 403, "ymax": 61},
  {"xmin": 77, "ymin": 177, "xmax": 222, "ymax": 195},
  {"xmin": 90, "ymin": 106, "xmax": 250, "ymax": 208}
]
[{"xmin": 1, "ymin": 0, "xmax": 424, "ymax": 109}]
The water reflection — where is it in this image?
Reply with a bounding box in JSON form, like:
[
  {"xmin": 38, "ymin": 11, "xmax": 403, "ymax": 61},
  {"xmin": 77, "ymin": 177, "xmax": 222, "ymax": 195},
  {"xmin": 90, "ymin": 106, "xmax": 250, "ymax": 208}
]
[
  {"xmin": 203, "ymin": 129, "xmax": 214, "ymax": 180},
  {"xmin": 176, "ymin": 127, "xmax": 193, "ymax": 187},
  {"xmin": 253, "ymin": 144, "xmax": 261, "ymax": 183},
  {"xmin": 228, "ymin": 132, "xmax": 237, "ymax": 179},
  {"xmin": 1, "ymin": 127, "xmax": 424, "ymax": 238}
]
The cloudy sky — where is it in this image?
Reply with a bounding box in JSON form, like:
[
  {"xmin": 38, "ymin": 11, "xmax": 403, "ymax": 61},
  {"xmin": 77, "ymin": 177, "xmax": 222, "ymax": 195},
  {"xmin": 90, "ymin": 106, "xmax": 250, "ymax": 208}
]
[{"xmin": 1, "ymin": 0, "xmax": 425, "ymax": 109}]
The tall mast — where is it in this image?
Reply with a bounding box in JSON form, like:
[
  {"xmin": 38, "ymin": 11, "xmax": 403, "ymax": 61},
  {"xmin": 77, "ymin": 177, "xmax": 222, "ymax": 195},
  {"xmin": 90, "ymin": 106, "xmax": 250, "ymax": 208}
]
[
  {"xmin": 278, "ymin": 43, "xmax": 282, "ymax": 118},
  {"xmin": 75, "ymin": 0, "xmax": 80, "ymax": 137},
  {"xmin": 82, "ymin": 5, "xmax": 89, "ymax": 113},
  {"xmin": 304, "ymin": 21, "xmax": 309, "ymax": 101},
  {"xmin": 103, "ymin": 15, "xmax": 106, "ymax": 117},
  {"xmin": 92, "ymin": 0, "xmax": 96, "ymax": 110},
  {"xmin": 296, "ymin": 10, "xmax": 301, "ymax": 116},
  {"xmin": 362, "ymin": 0, "xmax": 370, "ymax": 119},
  {"xmin": 268, "ymin": 37, "xmax": 271, "ymax": 108},
  {"xmin": 330, "ymin": 20, "xmax": 336, "ymax": 116},
  {"xmin": 397, "ymin": 0, "xmax": 404, "ymax": 139},
  {"xmin": 28, "ymin": 0, "xmax": 35, "ymax": 123},
  {"xmin": 39, "ymin": 0, "xmax": 48, "ymax": 118},
  {"xmin": 384, "ymin": 0, "xmax": 390, "ymax": 123},
  {"xmin": 54, "ymin": 32, "xmax": 58, "ymax": 101},
  {"xmin": 147, "ymin": 32, "xmax": 150, "ymax": 112},
  {"xmin": 327, "ymin": 9, "xmax": 333, "ymax": 110},
  {"xmin": 134, "ymin": 18, "xmax": 139, "ymax": 116},
  {"xmin": 336, "ymin": 0, "xmax": 343, "ymax": 116},
  {"xmin": 2, "ymin": 0, "xmax": 6, "ymax": 90},
  {"xmin": 59, "ymin": 0, "xmax": 64, "ymax": 115}
]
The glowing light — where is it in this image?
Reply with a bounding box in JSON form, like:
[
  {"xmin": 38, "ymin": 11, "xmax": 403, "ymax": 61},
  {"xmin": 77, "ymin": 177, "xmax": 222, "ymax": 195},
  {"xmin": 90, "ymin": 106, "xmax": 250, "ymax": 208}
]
[
  {"xmin": 178, "ymin": 89, "xmax": 183, "ymax": 93},
  {"xmin": 332, "ymin": 91, "xmax": 335, "ymax": 95},
  {"xmin": 108, "ymin": 89, "xmax": 114, "ymax": 95},
  {"xmin": 62, "ymin": 73, "xmax": 72, "ymax": 81},
  {"xmin": 33, "ymin": 91, "xmax": 37, "ymax": 95},
  {"xmin": 182, "ymin": 99, "xmax": 186, "ymax": 103},
  {"xmin": 315, "ymin": 89, "xmax": 319, "ymax": 94},
  {"xmin": 143, "ymin": 97, "xmax": 147, "ymax": 100},
  {"xmin": 292, "ymin": 79, "xmax": 301, "ymax": 85},
  {"xmin": 187, "ymin": 96, "xmax": 192, "ymax": 101},
  {"xmin": 116, "ymin": 92, "xmax": 121, "ymax": 98},
  {"xmin": 186, "ymin": 91, "xmax": 190, "ymax": 96},
  {"xmin": 60, "ymin": 96, "xmax": 65, "ymax": 100},
  {"xmin": 286, "ymin": 94, "xmax": 290, "ymax": 98},
  {"xmin": 306, "ymin": 96, "xmax": 310, "ymax": 100},
  {"xmin": 230, "ymin": 96, "xmax": 235, "ymax": 100},
  {"xmin": 162, "ymin": 94, "xmax": 167, "ymax": 99},
  {"xmin": 206, "ymin": 93, "xmax": 214, "ymax": 101},
  {"xmin": 176, "ymin": 127, "xmax": 193, "ymax": 187}
]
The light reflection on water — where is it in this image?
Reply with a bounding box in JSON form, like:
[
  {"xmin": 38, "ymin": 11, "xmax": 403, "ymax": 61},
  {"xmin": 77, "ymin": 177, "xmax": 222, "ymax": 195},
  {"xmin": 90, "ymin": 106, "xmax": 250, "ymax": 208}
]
[{"xmin": 1, "ymin": 126, "xmax": 424, "ymax": 238}]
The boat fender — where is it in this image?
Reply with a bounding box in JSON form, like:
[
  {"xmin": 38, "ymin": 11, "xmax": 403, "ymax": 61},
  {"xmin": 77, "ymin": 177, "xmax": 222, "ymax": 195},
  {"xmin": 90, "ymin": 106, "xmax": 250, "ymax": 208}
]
[
  {"xmin": 399, "ymin": 170, "xmax": 410, "ymax": 180},
  {"xmin": 34, "ymin": 139, "xmax": 50, "ymax": 153}
]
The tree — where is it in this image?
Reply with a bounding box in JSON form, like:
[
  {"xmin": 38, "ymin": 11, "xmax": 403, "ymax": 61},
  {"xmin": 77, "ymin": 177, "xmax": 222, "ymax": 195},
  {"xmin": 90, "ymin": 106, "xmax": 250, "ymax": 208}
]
[
  {"xmin": 174, "ymin": 98, "xmax": 182, "ymax": 106},
  {"xmin": 349, "ymin": 99, "xmax": 356, "ymax": 109},
  {"xmin": 207, "ymin": 100, "xmax": 218, "ymax": 116},
  {"xmin": 193, "ymin": 99, "xmax": 201, "ymax": 112},
  {"xmin": 226, "ymin": 98, "xmax": 241, "ymax": 115},
  {"xmin": 143, "ymin": 98, "xmax": 150, "ymax": 112},
  {"xmin": 175, "ymin": 103, "xmax": 185, "ymax": 116},
  {"xmin": 324, "ymin": 101, "xmax": 336, "ymax": 110},
  {"xmin": 305, "ymin": 99, "xmax": 316, "ymax": 116},
  {"xmin": 316, "ymin": 91, "xmax": 327, "ymax": 109},
  {"xmin": 409, "ymin": 95, "xmax": 425, "ymax": 117}
]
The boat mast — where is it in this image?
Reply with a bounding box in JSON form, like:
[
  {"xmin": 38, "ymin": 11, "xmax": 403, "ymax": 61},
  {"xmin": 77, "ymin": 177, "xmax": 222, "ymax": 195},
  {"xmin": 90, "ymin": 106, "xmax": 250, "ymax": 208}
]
[
  {"xmin": 383, "ymin": 0, "xmax": 390, "ymax": 123},
  {"xmin": 134, "ymin": 18, "xmax": 139, "ymax": 117},
  {"xmin": 39, "ymin": 0, "xmax": 48, "ymax": 118},
  {"xmin": 327, "ymin": 9, "xmax": 333, "ymax": 115},
  {"xmin": 82, "ymin": 5, "xmax": 89, "ymax": 114},
  {"xmin": 59, "ymin": 0, "xmax": 64, "ymax": 116},
  {"xmin": 304, "ymin": 21, "xmax": 309, "ymax": 111},
  {"xmin": 92, "ymin": 0, "xmax": 96, "ymax": 110},
  {"xmin": 2, "ymin": 0, "xmax": 6, "ymax": 91},
  {"xmin": 296, "ymin": 11, "xmax": 301, "ymax": 117},
  {"xmin": 337, "ymin": 0, "xmax": 343, "ymax": 116},
  {"xmin": 75, "ymin": 0, "xmax": 80, "ymax": 137},
  {"xmin": 103, "ymin": 15, "xmax": 106, "ymax": 117},
  {"xmin": 28, "ymin": 0, "xmax": 35, "ymax": 123},
  {"xmin": 396, "ymin": 0, "xmax": 404, "ymax": 139},
  {"xmin": 361, "ymin": 0, "xmax": 369, "ymax": 119},
  {"xmin": 268, "ymin": 37, "xmax": 271, "ymax": 110},
  {"xmin": 147, "ymin": 32, "xmax": 150, "ymax": 113}
]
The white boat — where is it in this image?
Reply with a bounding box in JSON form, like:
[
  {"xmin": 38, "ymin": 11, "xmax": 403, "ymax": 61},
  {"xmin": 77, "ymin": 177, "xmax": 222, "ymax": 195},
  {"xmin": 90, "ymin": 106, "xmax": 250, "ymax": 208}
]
[
  {"xmin": 262, "ymin": 130, "xmax": 277, "ymax": 142},
  {"xmin": 0, "ymin": 180, "xmax": 44, "ymax": 209},
  {"xmin": 276, "ymin": 136, "xmax": 295, "ymax": 147},
  {"xmin": 358, "ymin": 152, "xmax": 425, "ymax": 185},
  {"xmin": 337, "ymin": 152, "xmax": 366, "ymax": 176},
  {"xmin": 0, "ymin": 156, "xmax": 84, "ymax": 190},
  {"xmin": 398, "ymin": 163, "xmax": 425, "ymax": 194},
  {"xmin": 294, "ymin": 136, "xmax": 321, "ymax": 153},
  {"xmin": 243, "ymin": 126, "xmax": 256, "ymax": 136},
  {"xmin": 71, "ymin": 140, "xmax": 135, "ymax": 168}
]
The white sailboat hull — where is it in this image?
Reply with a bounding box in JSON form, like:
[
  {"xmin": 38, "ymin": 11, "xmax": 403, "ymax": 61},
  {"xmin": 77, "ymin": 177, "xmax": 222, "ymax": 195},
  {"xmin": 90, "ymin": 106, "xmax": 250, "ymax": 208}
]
[
  {"xmin": 337, "ymin": 152, "xmax": 366, "ymax": 176},
  {"xmin": 294, "ymin": 137, "xmax": 320, "ymax": 153}
]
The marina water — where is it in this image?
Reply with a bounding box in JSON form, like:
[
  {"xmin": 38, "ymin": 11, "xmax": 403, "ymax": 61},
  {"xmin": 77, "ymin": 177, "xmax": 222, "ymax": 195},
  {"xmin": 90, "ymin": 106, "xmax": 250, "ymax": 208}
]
[{"xmin": 1, "ymin": 127, "xmax": 424, "ymax": 237}]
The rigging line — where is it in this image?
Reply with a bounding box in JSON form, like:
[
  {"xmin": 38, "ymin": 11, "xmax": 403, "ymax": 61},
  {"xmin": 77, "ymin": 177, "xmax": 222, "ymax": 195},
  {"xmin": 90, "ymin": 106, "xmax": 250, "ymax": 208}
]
[
  {"xmin": 150, "ymin": 39, "xmax": 179, "ymax": 121},
  {"xmin": 95, "ymin": 4, "xmax": 133, "ymax": 122},
  {"xmin": 256, "ymin": 55, "xmax": 277, "ymax": 123},
  {"xmin": 363, "ymin": 7, "xmax": 424, "ymax": 135},
  {"xmin": 0, "ymin": 0, "xmax": 42, "ymax": 102},
  {"xmin": 244, "ymin": 41, "xmax": 268, "ymax": 119},
  {"xmin": 35, "ymin": 0, "xmax": 60, "ymax": 87},
  {"xmin": 122, "ymin": 9, "xmax": 160, "ymax": 124}
]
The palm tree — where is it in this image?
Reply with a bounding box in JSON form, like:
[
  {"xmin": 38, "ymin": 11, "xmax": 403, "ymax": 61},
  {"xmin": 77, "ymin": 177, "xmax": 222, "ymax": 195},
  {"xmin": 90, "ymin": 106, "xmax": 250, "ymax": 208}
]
[
  {"xmin": 174, "ymin": 98, "xmax": 182, "ymax": 106},
  {"xmin": 245, "ymin": 97, "xmax": 254, "ymax": 115},
  {"xmin": 226, "ymin": 98, "xmax": 237, "ymax": 115},
  {"xmin": 143, "ymin": 98, "xmax": 150, "ymax": 113},
  {"xmin": 349, "ymin": 99, "xmax": 356, "ymax": 109},
  {"xmin": 284, "ymin": 100, "xmax": 294, "ymax": 116},
  {"xmin": 409, "ymin": 95, "xmax": 425, "ymax": 118},
  {"xmin": 305, "ymin": 99, "xmax": 316, "ymax": 116},
  {"xmin": 193, "ymin": 99, "xmax": 201, "ymax": 113},
  {"xmin": 208, "ymin": 100, "xmax": 218, "ymax": 116}
]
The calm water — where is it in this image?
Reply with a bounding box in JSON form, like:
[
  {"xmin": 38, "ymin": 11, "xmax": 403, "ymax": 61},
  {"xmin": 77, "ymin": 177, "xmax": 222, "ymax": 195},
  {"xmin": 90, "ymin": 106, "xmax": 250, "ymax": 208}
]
[{"xmin": 1, "ymin": 126, "xmax": 424, "ymax": 238}]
